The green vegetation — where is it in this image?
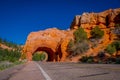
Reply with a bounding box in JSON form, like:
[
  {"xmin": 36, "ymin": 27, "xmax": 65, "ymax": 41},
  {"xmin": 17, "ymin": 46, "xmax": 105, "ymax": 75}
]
[
  {"xmin": 80, "ymin": 56, "xmax": 94, "ymax": 63},
  {"xmin": 67, "ymin": 27, "xmax": 89, "ymax": 57},
  {"xmin": 0, "ymin": 48, "xmax": 21, "ymax": 62},
  {"xmin": 106, "ymin": 44, "xmax": 116, "ymax": 55},
  {"xmin": 0, "ymin": 37, "xmax": 23, "ymax": 71},
  {"xmin": 68, "ymin": 40, "xmax": 89, "ymax": 56},
  {"xmin": 67, "ymin": 25, "xmax": 120, "ymax": 64},
  {"xmin": 106, "ymin": 41, "xmax": 120, "ymax": 55},
  {"xmin": 32, "ymin": 51, "xmax": 46, "ymax": 61},
  {"xmin": 90, "ymin": 26, "xmax": 104, "ymax": 39},
  {"xmin": 0, "ymin": 47, "xmax": 23, "ymax": 71},
  {"xmin": 73, "ymin": 27, "xmax": 87, "ymax": 42},
  {"xmin": 112, "ymin": 41, "xmax": 120, "ymax": 50}
]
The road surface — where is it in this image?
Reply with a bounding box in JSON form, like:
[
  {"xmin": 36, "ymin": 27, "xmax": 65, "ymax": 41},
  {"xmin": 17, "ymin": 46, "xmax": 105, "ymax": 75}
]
[{"xmin": 0, "ymin": 61, "xmax": 120, "ymax": 80}]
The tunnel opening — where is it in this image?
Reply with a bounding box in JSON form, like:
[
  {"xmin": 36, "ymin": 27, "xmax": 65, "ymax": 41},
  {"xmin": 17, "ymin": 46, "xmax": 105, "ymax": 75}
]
[
  {"xmin": 32, "ymin": 51, "xmax": 48, "ymax": 61},
  {"xmin": 33, "ymin": 47, "xmax": 55, "ymax": 61}
]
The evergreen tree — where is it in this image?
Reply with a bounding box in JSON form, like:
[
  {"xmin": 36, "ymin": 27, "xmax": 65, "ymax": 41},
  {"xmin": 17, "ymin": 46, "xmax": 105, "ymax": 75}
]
[
  {"xmin": 90, "ymin": 26, "xmax": 104, "ymax": 39},
  {"xmin": 67, "ymin": 27, "xmax": 89, "ymax": 56}
]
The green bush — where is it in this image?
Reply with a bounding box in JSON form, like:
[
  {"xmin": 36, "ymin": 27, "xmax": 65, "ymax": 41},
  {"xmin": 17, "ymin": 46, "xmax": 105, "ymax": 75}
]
[
  {"xmin": 112, "ymin": 41, "xmax": 120, "ymax": 50},
  {"xmin": 80, "ymin": 56, "xmax": 94, "ymax": 63},
  {"xmin": 0, "ymin": 48, "xmax": 21, "ymax": 62},
  {"xmin": 67, "ymin": 27, "xmax": 89, "ymax": 57},
  {"xmin": 106, "ymin": 44, "xmax": 116, "ymax": 55},
  {"xmin": 106, "ymin": 41, "xmax": 120, "ymax": 55},
  {"xmin": 90, "ymin": 26, "xmax": 104, "ymax": 39},
  {"xmin": 73, "ymin": 27, "xmax": 87, "ymax": 42},
  {"xmin": 32, "ymin": 52, "xmax": 46, "ymax": 61}
]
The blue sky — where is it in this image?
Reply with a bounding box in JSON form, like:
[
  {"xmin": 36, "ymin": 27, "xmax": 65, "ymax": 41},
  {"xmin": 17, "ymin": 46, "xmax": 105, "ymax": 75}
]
[{"xmin": 0, "ymin": 0, "xmax": 120, "ymax": 44}]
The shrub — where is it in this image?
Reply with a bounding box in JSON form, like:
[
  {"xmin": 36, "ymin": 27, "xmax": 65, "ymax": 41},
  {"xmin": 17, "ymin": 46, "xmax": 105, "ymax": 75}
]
[
  {"xmin": 105, "ymin": 41, "xmax": 120, "ymax": 55},
  {"xmin": 0, "ymin": 48, "xmax": 21, "ymax": 62},
  {"xmin": 87, "ymin": 56, "xmax": 94, "ymax": 63},
  {"xmin": 106, "ymin": 44, "xmax": 116, "ymax": 55},
  {"xmin": 80, "ymin": 56, "xmax": 94, "ymax": 63},
  {"xmin": 67, "ymin": 27, "xmax": 89, "ymax": 56},
  {"xmin": 112, "ymin": 41, "xmax": 120, "ymax": 50},
  {"xmin": 68, "ymin": 40, "xmax": 89, "ymax": 56},
  {"xmin": 90, "ymin": 26, "xmax": 104, "ymax": 39},
  {"xmin": 73, "ymin": 27, "xmax": 87, "ymax": 42}
]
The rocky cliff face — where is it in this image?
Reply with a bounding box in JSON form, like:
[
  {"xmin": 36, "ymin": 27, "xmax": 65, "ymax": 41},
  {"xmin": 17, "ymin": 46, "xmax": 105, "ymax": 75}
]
[
  {"xmin": 23, "ymin": 8, "xmax": 120, "ymax": 62},
  {"xmin": 70, "ymin": 8, "xmax": 120, "ymax": 30},
  {"xmin": 70, "ymin": 8, "xmax": 120, "ymax": 38},
  {"xmin": 69, "ymin": 8, "xmax": 120, "ymax": 62}
]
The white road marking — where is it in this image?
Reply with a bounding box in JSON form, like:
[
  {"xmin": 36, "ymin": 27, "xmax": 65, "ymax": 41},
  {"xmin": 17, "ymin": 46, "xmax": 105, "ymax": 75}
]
[{"xmin": 35, "ymin": 62, "xmax": 52, "ymax": 80}]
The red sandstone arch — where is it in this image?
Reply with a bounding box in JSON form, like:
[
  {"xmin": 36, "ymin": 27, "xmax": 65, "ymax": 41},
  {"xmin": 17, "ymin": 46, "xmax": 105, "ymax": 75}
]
[{"xmin": 23, "ymin": 28, "xmax": 73, "ymax": 62}]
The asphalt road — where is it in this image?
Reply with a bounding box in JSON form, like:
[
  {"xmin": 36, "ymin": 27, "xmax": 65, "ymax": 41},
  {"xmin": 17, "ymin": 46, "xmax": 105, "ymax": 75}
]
[
  {"xmin": 0, "ymin": 61, "xmax": 120, "ymax": 80},
  {"xmin": 38, "ymin": 62, "xmax": 120, "ymax": 80}
]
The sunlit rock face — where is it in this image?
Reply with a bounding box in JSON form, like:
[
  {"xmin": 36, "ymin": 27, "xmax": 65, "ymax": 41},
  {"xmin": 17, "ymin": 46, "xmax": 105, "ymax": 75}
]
[
  {"xmin": 70, "ymin": 8, "xmax": 120, "ymax": 30},
  {"xmin": 70, "ymin": 8, "xmax": 120, "ymax": 59},
  {"xmin": 23, "ymin": 28, "xmax": 73, "ymax": 61}
]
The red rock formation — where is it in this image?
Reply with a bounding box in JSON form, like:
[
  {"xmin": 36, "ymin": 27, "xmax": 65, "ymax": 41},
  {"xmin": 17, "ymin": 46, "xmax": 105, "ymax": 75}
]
[
  {"xmin": 70, "ymin": 8, "xmax": 120, "ymax": 60},
  {"xmin": 70, "ymin": 8, "xmax": 120, "ymax": 30},
  {"xmin": 23, "ymin": 28, "xmax": 73, "ymax": 61},
  {"xmin": 23, "ymin": 8, "xmax": 120, "ymax": 62}
]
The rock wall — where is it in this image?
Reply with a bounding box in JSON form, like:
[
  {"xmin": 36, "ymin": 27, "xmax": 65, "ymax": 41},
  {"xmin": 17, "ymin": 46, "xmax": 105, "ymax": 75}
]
[
  {"xmin": 70, "ymin": 8, "xmax": 120, "ymax": 30},
  {"xmin": 69, "ymin": 8, "xmax": 120, "ymax": 61}
]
